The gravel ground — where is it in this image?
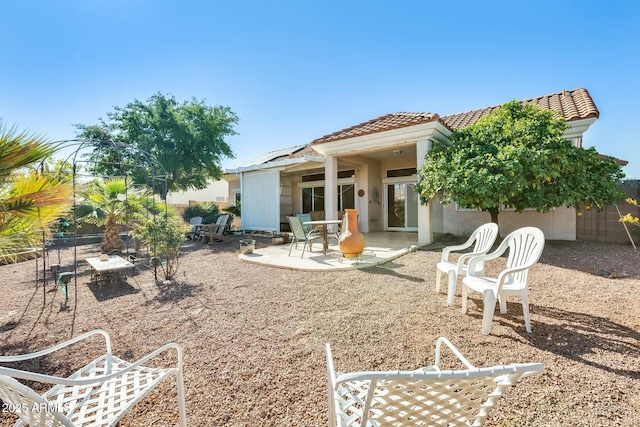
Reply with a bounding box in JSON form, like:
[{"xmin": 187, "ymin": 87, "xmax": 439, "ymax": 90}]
[{"xmin": 1, "ymin": 235, "xmax": 639, "ymax": 426}]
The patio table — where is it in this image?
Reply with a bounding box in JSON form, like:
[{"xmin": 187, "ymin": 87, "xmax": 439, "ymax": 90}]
[
  {"xmin": 86, "ymin": 254, "xmax": 135, "ymax": 285},
  {"xmin": 303, "ymin": 219, "xmax": 342, "ymax": 255}
]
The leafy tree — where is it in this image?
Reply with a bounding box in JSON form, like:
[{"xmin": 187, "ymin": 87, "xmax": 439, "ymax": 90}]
[
  {"xmin": 75, "ymin": 93, "xmax": 237, "ymax": 198},
  {"xmin": 0, "ymin": 122, "xmax": 72, "ymax": 259},
  {"xmin": 416, "ymin": 101, "xmax": 625, "ymax": 225},
  {"xmin": 74, "ymin": 178, "xmax": 168, "ymax": 254}
]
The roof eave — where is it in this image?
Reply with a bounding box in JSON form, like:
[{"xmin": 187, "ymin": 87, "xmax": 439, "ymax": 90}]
[
  {"xmin": 311, "ymin": 121, "xmax": 451, "ymax": 157},
  {"xmin": 224, "ymin": 155, "xmax": 325, "ymax": 174}
]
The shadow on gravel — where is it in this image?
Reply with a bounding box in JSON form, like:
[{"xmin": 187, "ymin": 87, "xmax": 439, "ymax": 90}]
[{"xmin": 510, "ymin": 305, "xmax": 640, "ymax": 378}]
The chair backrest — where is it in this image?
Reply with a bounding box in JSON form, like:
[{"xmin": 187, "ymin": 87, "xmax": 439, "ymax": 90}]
[
  {"xmin": 501, "ymin": 226, "xmax": 546, "ymax": 284},
  {"xmin": 215, "ymin": 214, "xmax": 230, "ymax": 235},
  {"xmin": 328, "ymin": 364, "xmax": 543, "ymax": 427},
  {"xmin": 0, "ymin": 375, "xmax": 71, "ymax": 427},
  {"xmin": 189, "ymin": 216, "xmax": 203, "ymax": 226},
  {"xmin": 287, "ymin": 216, "xmax": 308, "ymax": 240},
  {"xmin": 310, "ymin": 210, "xmax": 325, "ymax": 221},
  {"xmin": 471, "ymin": 222, "xmax": 499, "ymax": 253}
]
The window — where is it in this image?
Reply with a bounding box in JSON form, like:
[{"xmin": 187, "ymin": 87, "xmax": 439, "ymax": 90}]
[
  {"xmin": 338, "ymin": 184, "xmax": 355, "ymax": 210},
  {"xmin": 302, "ymin": 187, "xmax": 324, "ymax": 213},
  {"xmin": 386, "ymin": 168, "xmax": 417, "ymax": 178}
]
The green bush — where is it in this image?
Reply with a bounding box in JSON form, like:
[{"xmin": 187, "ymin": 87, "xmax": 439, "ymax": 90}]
[{"xmin": 183, "ymin": 203, "xmax": 219, "ymax": 224}]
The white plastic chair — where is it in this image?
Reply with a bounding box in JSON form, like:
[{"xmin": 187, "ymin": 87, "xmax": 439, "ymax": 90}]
[
  {"xmin": 462, "ymin": 226, "xmax": 546, "ymax": 335},
  {"xmin": 0, "ymin": 330, "xmax": 186, "ymax": 427},
  {"xmin": 436, "ymin": 223, "xmax": 499, "ymax": 306},
  {"xmin": 327, "ymin": 337, "xmax": 543, "ymax": 427}
]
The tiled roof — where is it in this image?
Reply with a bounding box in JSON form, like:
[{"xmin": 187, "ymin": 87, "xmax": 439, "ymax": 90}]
[
  {"xmin": 310, "ymin": 88, "xmax": 599, "ymax": 145},
  {"xmin": 310, "ymin": 112, "xmax": 440, "ymax": 145},
  {"xmin": 442, "ymin": 88, "xmax": 599, "ymax": 130}
]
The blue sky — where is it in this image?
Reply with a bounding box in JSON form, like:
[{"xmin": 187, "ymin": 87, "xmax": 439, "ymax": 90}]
[{"xmin": 2, "ymin": 1, "xmax": 639, "ymax": 178}]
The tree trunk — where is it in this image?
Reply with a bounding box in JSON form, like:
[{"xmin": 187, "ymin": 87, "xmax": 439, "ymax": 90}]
[
  {"xmin": 487, "ymin": 207, "xmax": 500, "ymax": 226},
  {"xmin": 102, "ymin": 216, "xmax": 123, "ymax": 254}
]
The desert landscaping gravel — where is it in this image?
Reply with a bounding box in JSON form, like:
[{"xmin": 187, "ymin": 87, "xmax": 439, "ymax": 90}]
[{"xmin": 1, "ymin": 235, "xmax": 639, "ymax": 426}]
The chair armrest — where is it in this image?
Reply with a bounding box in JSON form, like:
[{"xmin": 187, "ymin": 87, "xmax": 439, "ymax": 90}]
[
  {"xmin": 0, "ymin": 330, "xmax": 112, "ymax": 363},
  {"xmin": 434, "ymin": 337, "xmax": 476, "ymax": 370},
  {"xmin": 0, "ymin": 342, "xmax": 183, "ymax": 387},
  {"xmin": 441, "ymin": 236, "xmax": 475, "ymax": 262}
]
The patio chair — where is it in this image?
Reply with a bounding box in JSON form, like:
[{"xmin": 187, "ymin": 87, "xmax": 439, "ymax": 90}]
[
  {"xmin": 462, "ymin": 226, "xmax": 545, "ymax": 334},
  {"xmin": 187, "ymin": 216, "xmax": 203, "ymax": 240},
  {"xmin": 287, "ymin": 215, "xmax": 322, "ymax": 258},
  {"xmin": 296, "ymin": 213, "xmax": 313, "ymax": 233},
  {"xmin": 436, "ymin": 223, "xmax": 499, "ymax": 306},
  {"xmin": 199, "ymin": 214, "xmax": 229, "ymax": 244},
  {"xmin": 0, "ymin": 329, "xmax": 186, "ymax": 427},
  {"xmin": 326, "ymin": 337, "xmax": 543, "ymax": 427}
]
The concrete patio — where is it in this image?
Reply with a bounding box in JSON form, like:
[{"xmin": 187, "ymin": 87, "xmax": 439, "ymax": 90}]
[{"xmin": 238, "ymin": 232, "xmax": 424, "ymax": 271}]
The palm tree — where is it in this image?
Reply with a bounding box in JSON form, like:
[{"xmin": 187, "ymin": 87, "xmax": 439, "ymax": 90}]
[
  {"xmin": 0, "ymin": 122, "xmax": 72, "ymax": 260},
  {"xmin": 75, "ymin": 178, "xmax": 157, "ymax": 254}
]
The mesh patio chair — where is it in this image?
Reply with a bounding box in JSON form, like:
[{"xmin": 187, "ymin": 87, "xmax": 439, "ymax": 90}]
[
  {"xmin": 462, "ymin": 226, "xmax": 546, "ymax": 334},
  {"xmin": 436, "ymin": 223, "xmax": 499, "ymax": 306},
  {"xmin": 287, "ymin": 215, "xmax": 322, "ymax": 258},
  {"xmin": 327, "ymin": 337, "xmax": 543, "ymax": 427},
  {"xmin": 0, "ymin": 330, "xmax": 186, "ymax": 427}
]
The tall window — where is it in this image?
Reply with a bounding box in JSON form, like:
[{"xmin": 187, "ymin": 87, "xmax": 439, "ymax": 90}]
[
  {"xmin": 338, "ymin": 184, "xmax": 355, "ymax": 210},
  {"xmin": 302, "ymin": 187, "xmax": 324, "ymax": 213}
]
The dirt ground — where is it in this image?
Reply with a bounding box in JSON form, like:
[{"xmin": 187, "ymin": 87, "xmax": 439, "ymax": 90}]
[{"xmin": 1, "ymin": 235, "xmax": 639, "ymax": 426}]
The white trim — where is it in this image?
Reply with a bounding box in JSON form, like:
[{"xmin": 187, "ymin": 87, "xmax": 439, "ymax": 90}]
[
  {"xmin": 382, "ymin": 176, "xmax": 417, "ymax": 185},
  {"xmin": 225, "ymin": 155, "xmax": 325, "ymax": 174},
  {"xmin": 311, "ymin": 121, "xmax": 451, "ymax": 157},
  {"xmin": 562, "ymin": 117, "xmax": 597, "ymax": 139}
]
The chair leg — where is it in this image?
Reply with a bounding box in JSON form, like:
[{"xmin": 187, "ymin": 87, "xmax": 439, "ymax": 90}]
[
  {"xmin": 435, "ymin": 270, "xmax": 442, "ymax": 293},
  {"xmin": 521, "ymin": 293, "xmax": 532, "ymax": 333},
  {"xmin": 446, "ymin": 272, "xmax": 457, "ymax": 306},
  {"xmin": 461, "ymin": 283, "xmax": 468, "ymax": 313},
  {"xmin": 177, "ymin": 369, "xmax": 187, "ymax": 427},
  {"xmin": 288, "ymin": 238, "xmax": 295, "ymax": 256},
  {"xmin": 481, "ymin": 289, "xmax": 497, "ymax": 335},
  {"xmin": 301, "ymin": 240, "xmax": 307, "ymax": 258},
  {"xmin": 499, "ymin": 293, "xmax": 507, "ymax": 314}
]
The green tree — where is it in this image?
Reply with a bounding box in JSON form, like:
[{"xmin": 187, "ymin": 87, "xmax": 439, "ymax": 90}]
[
  {"xmin": 75, "ymin": 93, "xmax": 237, "ymax": 198},
  {"xmin": 416, "ymin": 101, "xmax": 625, "ymax": 225},
  {"xmin": 74, "ymin": 178, "xmax": 167, "ymax": 254},
  {"xmin": 0, "ymin": 122, "xmax": 72, "ymax": 259}
]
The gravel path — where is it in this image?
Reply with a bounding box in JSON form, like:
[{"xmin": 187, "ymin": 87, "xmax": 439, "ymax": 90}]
[{"xmin": 1, "ymin": 236, "xmax": 639, "ymax": 426}]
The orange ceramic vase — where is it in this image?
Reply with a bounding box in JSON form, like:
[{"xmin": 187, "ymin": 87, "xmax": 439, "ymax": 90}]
[{"xmin": 338, "ymin": 209, "xmax": 365, "ymax": 258}]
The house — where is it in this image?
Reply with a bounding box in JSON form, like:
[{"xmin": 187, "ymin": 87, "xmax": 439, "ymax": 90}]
[{"xmin": 224, "ymin": 88, "xmax": 618, "ymax": 243}]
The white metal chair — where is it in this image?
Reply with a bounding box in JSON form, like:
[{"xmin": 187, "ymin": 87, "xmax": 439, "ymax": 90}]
[
  {"xmin": 436, "ymin": 223, "xmax": 499, "ymax": 306},
  {"xmin": 462, "ymin": 226, "xmax": 546, "ymax": 335},
  {"xmin": 0, "ymin": 330, "xmax": 186, "ymax": 427},
  {"xmin": 287, "ymin": 215, "xmax": 322, "ymax": 258},
  {"xmin": 326, "ymin": 337, "xmax": 543, "ymax": 427}
]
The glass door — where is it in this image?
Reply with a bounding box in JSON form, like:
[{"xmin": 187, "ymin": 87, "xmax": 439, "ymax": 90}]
[{"xmin": 385, "ymin": 183, "xmax": 419, "ymax": 231}]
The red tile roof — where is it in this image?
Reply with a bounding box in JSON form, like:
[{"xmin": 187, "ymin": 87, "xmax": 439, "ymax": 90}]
[
  {"xmin": 310, "ymin": 88, "xmax": 599, "ymax": 145},
  {"xmin": 442, "ymin": 88, "xmax": 599, "ymax": 130},
  {"xmin": 311, "ymin": 113, "xmax": 440, "ymax": 145}
]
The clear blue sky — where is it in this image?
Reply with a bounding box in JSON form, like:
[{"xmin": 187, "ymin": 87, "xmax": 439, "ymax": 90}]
[{"xmin": 2, "ymin": 1, "xmax": 639, "ymax": 178}]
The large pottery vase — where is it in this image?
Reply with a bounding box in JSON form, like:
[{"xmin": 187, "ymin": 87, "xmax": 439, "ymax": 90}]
[{"xmin": 338, "ymin": 209, "xmax": 365, "ymax": 258}]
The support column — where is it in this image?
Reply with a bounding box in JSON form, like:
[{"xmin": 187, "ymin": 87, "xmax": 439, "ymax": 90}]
[
  {"xmin": 324, "ymin": 155, "xmax": 338, "ymax": 220},
  {"xmin": 416, "ymin": 139, "xmax": 433, "ymax": 244}
]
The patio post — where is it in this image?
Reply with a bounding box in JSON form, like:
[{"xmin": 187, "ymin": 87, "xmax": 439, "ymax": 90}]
[
  {"xmin": 416, "ymin": 139, "xmax": 433, "ymax": 244},
  {"xmin": 325, "ymin": 155, "xmax": 338, "ymax": 220}
]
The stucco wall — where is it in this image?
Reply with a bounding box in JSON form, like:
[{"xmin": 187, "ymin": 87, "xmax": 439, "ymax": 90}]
[{"xmin": 441, "ymin": 205, "xmax": 577, "ymax": 240}]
